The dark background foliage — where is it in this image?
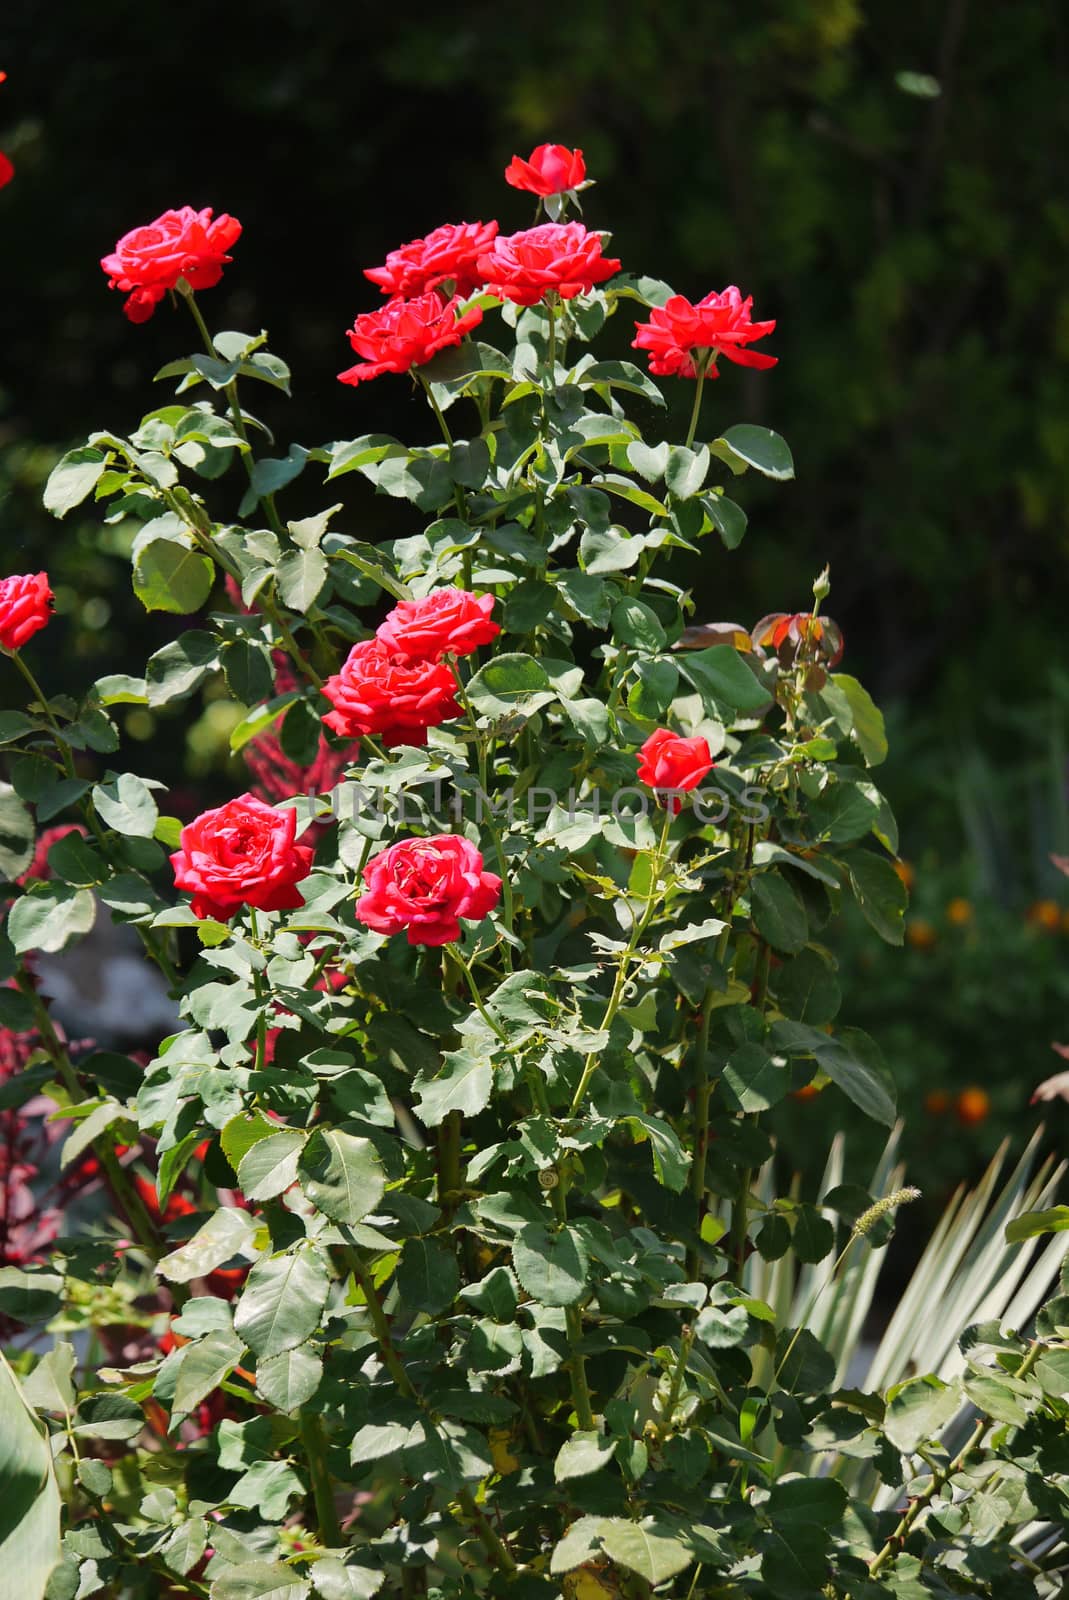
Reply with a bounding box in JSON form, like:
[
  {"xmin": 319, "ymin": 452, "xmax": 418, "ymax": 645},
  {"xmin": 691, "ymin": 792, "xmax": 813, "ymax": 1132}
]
[{"xmin": 2, "ymin": 0, "xmax": 1067, "ymax": 1183}]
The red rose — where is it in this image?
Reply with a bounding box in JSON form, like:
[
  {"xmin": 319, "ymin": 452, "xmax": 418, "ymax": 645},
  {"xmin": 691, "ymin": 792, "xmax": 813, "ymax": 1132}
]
[
  {"xmin": 355, "ymin": 835, "xmax": 502, "ymax": 946},
  {"xmin": 364, "ymin": 220, "xmax": 499, "ymax": 299},
  {"xmin": 0, "ymin": 572, "xmax": 53, "ymax": 651},
  {"xmin": 504, "ymin": 144, "xmax": 587, "ymax": 198},
  {"xmin": 100, "ymin": 205, "xmax": 242, "ymax": 323},
  {"xmin": 322, "ymin": 639, "xmax": 460, "ymax": 746},
  {"xmin": 637, "ymin": 728, "xmax": 714, "ymax": 792},
  {"xmin": 170, "ymin": 792, "xmax": 314, "ymax": 922},
  {"xmin": 478, "ymin": 222, "xmax": 620, "ymax": 308},
  {"xmin": 632, "ymin": 287, "xmax": 776, "ymax": 379},
  {"xmin": 376, "ymin": 588, "xmax": 500, "ymax": 662},
  {"xmin": 0, "ymin": 152, "xmax": 13, "ymax": 190},
  {"xmin": 338, "ymin": 292, "xmax": 483, "ymax": 386}
]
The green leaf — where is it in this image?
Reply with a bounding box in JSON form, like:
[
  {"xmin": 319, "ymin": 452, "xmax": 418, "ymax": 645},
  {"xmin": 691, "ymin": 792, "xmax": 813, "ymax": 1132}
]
[
  {"xmin": 465, "ymin": 653, "xmax": 556, "ymax": 720},
  {"xmin": 626, "ymin": 440, "xmax": 670, "ymax": 482},
  {"xmin": 823, "ymin": 673, "xmax": 888, "ymax": 766},
  {"xmin": 0, "ymin": 786, "xmax": 36, "ymax": 879},
  {"xmin": 714, "ymin": 424, "xmax": 794, "ymax": 479},
  {"xmin": 791, "ymin": 1204, "xmax": 836, "ymax": 1263},
  {"xmin": 1006, "ymin": 1206, "xmax": 1069, "ymax": 1243},
  {"xmin": 512, "ymin": 1224, "xmax": 589, "ymax": 1308},
  {"xmin": 229, "ymin": 692, "xmax": 302, "ymax": 753},
  {"xmin": 676, "ymin": 645, "xmax": 772, "ymax": 717},
  {"xmin": 752, "ymin": 872, "xmax": 808, "ymax": 954},
  {"xmin": 0, "ymin": 711, "xmax": 39, "ymax": 745},
  {"xmin": 297, "ymin": 1128, "xmax": 385, "ymax": 1225},
  {"xmin": 92, "ymin": 772, "xmax": 160, "ymax": 837},
  {"xmin": 774, "ymin": 948, "xmax": 841, "ymax": 1026},
  {"xmin": 611, "ymin": 598, "xmax": 666, "ymax": 652},
  {"xmin": 694, "ymin": 1305, "xmax": 749, "ymax": 1348},
  {"xmin": 0, "ymin": 1270, "xmax": 63, "ymax": 1323},
  {"xmin": 720, "ymin": 1044, "xmax": 788, "ymax": 1113},
  {"xmin": 413, "ymin": 1052, "xmax": 493, "ymax": 1128},
  {"xmin": 771, "ymin": 1021, "xmax": 897, "ymax": 1127},
  {"xmin": 553, "ymin": 1518, "xmax": 694, "ymax": 1586},
  {"xmin": 156, "ymin": 1206, "xmax": 258, "ymax": 1284},
  {"xmin": 767, "ymin": 1476, "xmax": 847, "ymax": 1527},
  {"xmin": 145, "ymin": 628, "xmax": 219, "ymax": 707},
  {"xmin": 277, "ymin": 547, "xmax": 328, "ymax": 613},
  {"xmin": 774, "ymin": 1327, "xmax": 836, "ymax": 1394},
  {"xmin": 625, "ymin": 1112, "xmax": 691, "ymax": 1190},
  {"xmin": 702, "ymin": 492, "xmax": 748, "ymax": 550},
  {"xmin": 133, "ymin": 535, "xmax": 214, "ymax": 614},
  {"xmin": 884, "ymin": 1375, "xmax": 961, "ymax": 1452},
  {"xmin": 255, "ymin": 1344, "xmax": 324, "ymax": 1413},
  {"xmin": 237, "ymin": 1130, "xmax": 307, "ymax": 1202},
  {"xmin": 208, "ymin": 1564, "xmax": 310, "ymax": 1600},
  {"xmin": 395, "ymin": 1237, "xmax": 460, "ymax": 1316},
  {"xmin": 310, "ymin": 1560, "xmax": 383, "ymax": 1600},
  {"xmin": 59, "ymin": 1101, "xmax": 123, "ymax": 1171},
  {"xmin": 250, "ymin": 444, "xmax": 308, "ymax": 497},
  {"xmin": 8, "ymin": 885, "xmax": 96, "ymax": 955},
  {"xmin": 665, "ymin": 444, "xmax": 710, "ymax": 500},
  {"xmin": 0, "ymin": 1350, "xmax": 61, "ymax": 1600},
  {"xmin": 554, "ymin": 1429, "xmax": 616, "ymax": 1483},
  {"xmin": 172, "ymin": 1332, "xmax": 245, "ymax": 1420},
  {"xmin": 845, "ymin": 849, "xmax": 907, "ymax": 945},
  {"xmin": 21, "ymin": 1345, "xmax": 75, "ymax": 1414},
  {"xmin": 233, "ymin": 1248, "xmax": 331, "ymax": 1358},
  {"xmin": 43, "ymin": 447, "xmax": 107, "ymax": 518}
]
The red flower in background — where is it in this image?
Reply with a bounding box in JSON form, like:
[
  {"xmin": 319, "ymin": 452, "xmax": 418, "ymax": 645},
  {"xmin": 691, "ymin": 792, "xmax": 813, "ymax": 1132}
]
[
  {"xmin": 632, "ymin": 287, "xmax": 776, "ymax": 379},
  {"xmin": 338, "ymin": 292, "xmax": 482, "ymax": 385},
  {"xmin": 322, "ymin": 639, "xmax": 460, "ymax": 746},
  {"xmin": 0, "ymin": 72, "xmax": 13, "ymax": 191},
  {"xmin": 376, "ymin": 588, "xmax": 500, "ymax": 662},
  {"xmin": 637, "ymin": 728, "xmax": 715, "ymax": 793},
  {"xmin": 356, "ymin": 835, "xmax": 501, "ymax": 946},
  {"xmin": 0, "ymin": 572, "xmax": 53, "ymax": 651},
  {"xmin": 364, "ymin": 220, "xmax": 499, "ymax": 299},
  {"xmin": 478, "ymin": 222, "xmax": 620, "ymax": 307},
  {"xmin": 101, "ymin": 205, "xmax": 242, "ymax": 323},
  {"xmin": 504, "ymin": 144, "xmax": 587, "ymax": 198},
  {"xmin": 170, "ymin": 792, "xmax": 314, "ymax": 922}
]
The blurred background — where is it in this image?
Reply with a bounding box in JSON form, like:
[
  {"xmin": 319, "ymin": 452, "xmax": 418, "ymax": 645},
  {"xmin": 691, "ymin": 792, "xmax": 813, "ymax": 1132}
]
[{"xmin": 1, "ymin": 0, "xmax": 1067, "ymax": 1195}]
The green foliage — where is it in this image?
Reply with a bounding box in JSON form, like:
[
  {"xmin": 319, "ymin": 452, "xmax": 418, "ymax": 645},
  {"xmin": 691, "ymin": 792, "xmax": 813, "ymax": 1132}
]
[{"xmin": 2, "ymin": 159, "xmax": 1067, "ymax": 1600}]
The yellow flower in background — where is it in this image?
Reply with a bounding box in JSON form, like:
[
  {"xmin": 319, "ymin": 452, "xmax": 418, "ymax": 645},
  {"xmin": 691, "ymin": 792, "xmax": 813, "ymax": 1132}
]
[{"xmin": 946, "ymin": 897, "xmax": 973, "ymax": 926}]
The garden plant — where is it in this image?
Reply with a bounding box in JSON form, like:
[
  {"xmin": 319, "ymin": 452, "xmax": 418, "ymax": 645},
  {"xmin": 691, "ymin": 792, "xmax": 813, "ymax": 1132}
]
[{"xmin": 2, "ymin": 146, "xmax": 1068, "ymax": 1600}]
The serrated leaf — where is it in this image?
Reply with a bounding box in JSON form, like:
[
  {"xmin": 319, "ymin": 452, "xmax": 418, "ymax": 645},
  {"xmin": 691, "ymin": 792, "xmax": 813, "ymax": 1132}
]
[
  {"xmin": 255, "ymin": 1345, "xmax": 323, "ymax": 1413},
  {"xmin": 297, "ymin": 1128, "xmax": 385, "ymax": 1225},
  {"xmin": 156, "ymin": 1206, "xmax": 258, "ymax": 1284},
  {"xmin": 554, "ymin": 1429, "xmax": 616, "ymax": 1482},
  {"xmin": 512, "ymin": 1224, "xmax": 589, "ymax": 1308},
  {"xmin": 233, "ymin": 1249, "xmax": 331, "ymax": 1358}
]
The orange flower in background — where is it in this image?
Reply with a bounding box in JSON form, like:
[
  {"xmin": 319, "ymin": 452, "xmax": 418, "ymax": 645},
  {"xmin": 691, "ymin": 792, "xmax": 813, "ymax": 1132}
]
[
  {"xmin": 893, "ymin": 859, "xmax": 915, "ymax": 891},
  {"xmin": 906, "ymin": 917, "xmax": 937, "ymax": 949},
  {"xmin": 924, "ymin": 1090, "xmax": 950, "ymax": 1115},
  {"xmin": 955, "ymin": 1087, "xmax": 990, "ymax": 1126},
  {"xmin": 1027, "ymin": 899, "xmax": 1062, "ymax": 932},
  {"xmin": 946, "ymin": 897, "xmax": 973, "ymax": 926},
  {"xmin": 792, "ymin": 1082, "xmax": 822, "ymax": 1101}
]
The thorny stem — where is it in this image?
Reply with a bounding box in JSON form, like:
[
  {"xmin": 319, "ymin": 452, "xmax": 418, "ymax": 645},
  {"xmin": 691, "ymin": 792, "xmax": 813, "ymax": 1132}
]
[
  {"xmin": 299, "ymin": 1411, "xmax": 342, "ymax": 1546},
  {"xmin": 658, "ymin": 1323, "xmax": 696, "ymax": 1437},
  {"xmin": 450, "ymin": 947, "xmax": 510, "ymax": 1045},
  {"xmin": 180, "ymin": 286, "xmax": 286, "ymax": 540},
  {"xmin": 450, "ymin": 666, "xmax": 516, "ymax": 961},
  {"xmin": 247, "ymin": 908, "xmax": 270, "ymax": 1074},
  {"xmin": 568, "ymin": 803, "xmax": 675, "ymax": 1117},
  {"xmin": 868, "ymin": 1341, "xmax": 1043, "ymax": 1577},
  {"xmin": 685, "ymin": 923, "xmax": 731, "ymax": 1278},
  {"xmin": 683, "ymin": 356, "xmax": 710, "ymax": 450},
  {"xmin": 549, "ymin": 1176, "xmax": 596, "ymax": 1431},
  {"xmin": 343, "ymin": 1237, "xmax": 518, "ymax": 1573}
]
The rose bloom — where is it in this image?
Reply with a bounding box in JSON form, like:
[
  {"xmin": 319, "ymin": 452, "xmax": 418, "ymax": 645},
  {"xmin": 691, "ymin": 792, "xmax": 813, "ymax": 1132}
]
[
  {"xmin": 504, "ymin": 144, "xmax": 586, "ymax": 198},
  {"xmin": 632, "ymin": 286, "xmax": 776, "ymax": 379},
  {"xmin": 376, "ymin": 588, "xmax": 500, "ymax": 663},
  {"xmin": 637, "ymin": 728, "xmax": 715, "ymax": 792},
  {"xmin": 101, "ymin": 205, "xmax": 242, "ymax": 324},
  {"xmin": 356, "ymin": 835, "xmax": 502, "ymax": 946},
  {"xmin": 170, "ymin": 792, "xmax": 314, "ymax": 922},
  {"xmin": 478, "ymin": 222, "xmax": 620, "ymax": 307},
  {"xmin": 338, "ymin": 292, "xmax": 483, "ymax": 386},
  {"xmin": 0, "ymin": 73, "xmax": 12, "ymax": 191},
  {"xmin": 322, "ymin": 639, "xmax": 460, "ymax": 746},
  {"xmin": 0, "ymin": 572, "xmax": 53, "ymax": 651},
  {"xmin": 364, "ymin": 220, "xmax": 499, "ymax": 299}
]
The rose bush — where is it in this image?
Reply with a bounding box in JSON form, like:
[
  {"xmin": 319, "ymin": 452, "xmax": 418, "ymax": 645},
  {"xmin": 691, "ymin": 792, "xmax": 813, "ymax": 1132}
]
[{"xmin": 1, "ymin": 146, "xmax": 1067, "ymax": 1600}]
